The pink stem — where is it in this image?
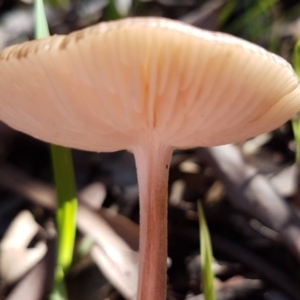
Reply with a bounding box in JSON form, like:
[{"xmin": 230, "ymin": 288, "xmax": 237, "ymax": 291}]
[{"xmin": 133, "ymin": 141, "xmax": 174, "ymax": 300}]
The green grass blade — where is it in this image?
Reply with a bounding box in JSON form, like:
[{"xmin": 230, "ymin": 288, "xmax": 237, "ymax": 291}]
[
  {"xmin": 34, "ymin": 1, "xmax": 78, "ymax": 299},
  {"xmin": 292, "ymin": 40, "xmax": 300, "ymax": 164},
  {"xmin": 223, "ymin": 0, "xmax": 278, "ymax": 42},
  {"xmin": 293, "ymin": 40, "xmax": 300, "ymax": 78},
  {"xmin": 103, "ymin": 0, "xmax": 124, "ymax": 20},
  {"xmin": 34, "ymin": 0, "xmax": 50, "ymax": 39},
  {"xmin": 51, "ymin": 145, "xmax": 78, "ymax": 272},
  {"xmin": 197, "ymin": 201, "xmax": 216, "ymax": 300},
  {"xmin": 292, "ymin": 111, "xmax": 300, "ymax": 164},
  {"xmin": 218, "ymin": 0, "xmax": 237, "ymax": 27},
  {"xmin": 45, "ymin": 0, "xmax": 70, "ymax": 9}
]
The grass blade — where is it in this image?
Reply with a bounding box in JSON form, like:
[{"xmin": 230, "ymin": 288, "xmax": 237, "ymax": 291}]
[
  {"xmin": 34, "ymin": 1, "xmax": 78, "ymax": 299},
  {"xmin": 34, "ymin": 0, "xmax": 50, "ymax": 39},
  {"xmin": 292, "ymin": 40, "xmax": 300, "ymax": 164},
  {"xmin": 45, "ymin": 0, "xmax": 70, "ymax": 9},
  {"xmin": 197, "ymin": 201, "xmax": 216, "ymax": 300},
  {"xmin": 50, "ymin": 145, "xmax": 77, "ymax": 272}
]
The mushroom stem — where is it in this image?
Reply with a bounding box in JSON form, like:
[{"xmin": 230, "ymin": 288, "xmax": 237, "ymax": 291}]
[{"xmin": 133, "ymin": 141, "xmax": 174, "ymax": 300}]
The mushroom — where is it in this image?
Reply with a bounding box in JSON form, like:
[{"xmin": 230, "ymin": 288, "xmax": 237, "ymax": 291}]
[{"xmin": 0, "ymin": 17, "xmax": 299, "ymax": 300}]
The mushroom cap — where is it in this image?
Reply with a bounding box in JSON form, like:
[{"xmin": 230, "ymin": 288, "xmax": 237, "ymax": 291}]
[{"xmin": 0, "ymin": 17, "xmax": 299, "ymax": 151}]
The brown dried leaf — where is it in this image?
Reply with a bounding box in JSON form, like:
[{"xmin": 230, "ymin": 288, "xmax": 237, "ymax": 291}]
[
  {"xmin": 0, "ymin": 210, "xmax": 47, "ymax": 284},
  {"xmin": 77, "ymin": 205, "xmax": 138, "ymax": 300}
]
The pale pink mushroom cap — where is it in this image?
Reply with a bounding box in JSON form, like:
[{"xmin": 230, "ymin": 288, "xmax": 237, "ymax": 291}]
[{"xmin": 0, "ymin": 17, "xmax": 299, "ymax": 151}]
